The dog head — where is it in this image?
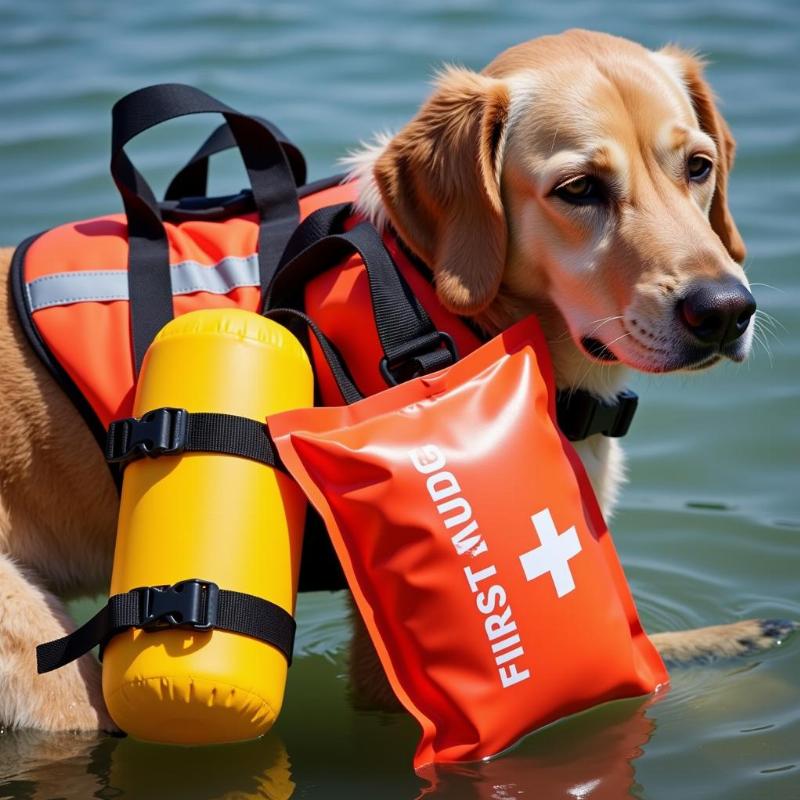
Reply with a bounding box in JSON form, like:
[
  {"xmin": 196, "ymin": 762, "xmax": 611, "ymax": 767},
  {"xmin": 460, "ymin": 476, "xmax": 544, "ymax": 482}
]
[{"xmin": 362, "ymin": 30, "xmax": 754, "ymax": 392}]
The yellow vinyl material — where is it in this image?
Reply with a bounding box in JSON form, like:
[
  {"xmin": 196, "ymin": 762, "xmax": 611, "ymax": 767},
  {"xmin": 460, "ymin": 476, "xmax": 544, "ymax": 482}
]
[{"xmin": 102, "ymin": 309, "xmax": 313, "ymax": 744}]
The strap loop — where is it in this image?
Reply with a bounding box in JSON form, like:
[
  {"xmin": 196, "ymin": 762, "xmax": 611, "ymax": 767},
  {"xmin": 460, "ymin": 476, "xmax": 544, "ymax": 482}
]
[
  {"xmin": 164, "ymin": 118, "xmax": 307, "ymax": 200},
  {"xmin": 110, "ymin": 83, "xmax": 301, "ymax": 372},
  {"xmin": 379, "ymin": 331, "xmax": 457, "ymax": 386}
]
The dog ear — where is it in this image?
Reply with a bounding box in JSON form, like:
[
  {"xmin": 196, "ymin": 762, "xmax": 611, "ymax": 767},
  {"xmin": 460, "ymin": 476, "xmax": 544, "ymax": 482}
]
[
  {"xmin": 661, "ymin": 47, "xmax": 746, "ymax": 263},
  {"xmin": 374, "ymin": 67, "xmax": 511, "ymax": 315}
]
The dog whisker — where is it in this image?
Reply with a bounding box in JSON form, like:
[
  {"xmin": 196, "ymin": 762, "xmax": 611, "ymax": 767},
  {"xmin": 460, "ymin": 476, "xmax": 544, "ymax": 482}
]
[
  {"xmin": 750, "ymin": 324, "xmax": 775, "ymax": 368},
  {"xmin": 754, "ymin": 308, "xmax": 786, "ymax": 336},
  {"xmin": 551, "ymin": 327, "xmax": 576, "ymax": 344},
  {"xmin": 749, "ymin": 282, "xmax": 785, "ymax": 294},
  {"xmin": 587, "ymin": 315, "xmax": 625, "ymax": 338},
  {"xmin": 750, "ymin": 323, "xmax": 774, "ymax": 363},
  {"xmin": 554, "ymin": 315, "xmax": 625, "ymax": 345},
  {"xmin": 752, "ymin": 316, "xmax": 782, "ymax": 355},
  {"xmin": 551, "ymin": 315, "xmax": 623, "ymax": 345},
  {"xmin": 572, "ymin": 330, "xmax": 631, "ymax": 392},
  {"xmin": 604, "ymin": 330, "xmax": 634, "ymax": 350}
]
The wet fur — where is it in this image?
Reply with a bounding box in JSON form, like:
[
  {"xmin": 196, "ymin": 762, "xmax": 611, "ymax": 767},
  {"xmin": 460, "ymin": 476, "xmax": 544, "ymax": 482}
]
[{"xmin": 0, "ymin": 29, "xmax": 794, "ymax": 730}]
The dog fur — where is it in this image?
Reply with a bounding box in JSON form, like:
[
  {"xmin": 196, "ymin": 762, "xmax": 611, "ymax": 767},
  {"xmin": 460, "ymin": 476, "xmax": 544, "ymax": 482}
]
[{"xmin": 0, "ymin": 29, "xmax": 794, "ymax": 731}]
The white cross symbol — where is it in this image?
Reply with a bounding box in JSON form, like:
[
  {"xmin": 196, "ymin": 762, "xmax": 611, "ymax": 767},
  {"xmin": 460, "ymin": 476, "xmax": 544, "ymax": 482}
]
[{"xmin": 519, "ymin": 509, "xmax": 582, "ymax": 598}]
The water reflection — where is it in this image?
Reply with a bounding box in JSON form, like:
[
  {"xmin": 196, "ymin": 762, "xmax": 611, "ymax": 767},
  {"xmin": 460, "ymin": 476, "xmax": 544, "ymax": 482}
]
[
  {"xmin": 0, "ymin": 729, "xmax": 295, "ymax": 800},
  {"xmin": 0, "ymin": 680, "xmax": 668, "ymax": 799},
  {"xmin": 0, "ymin": 729, "xmax": 106, "ymax": 800},
  {"xmin": 417, "ymin": 692, "xmax": 665, "ymax": 800}
]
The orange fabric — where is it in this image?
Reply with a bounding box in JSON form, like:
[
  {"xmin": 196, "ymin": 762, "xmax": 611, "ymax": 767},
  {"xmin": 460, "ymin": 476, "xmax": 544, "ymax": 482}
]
[
  {"xmin": 269, "ymin": 316, "xmax": 668, "ymax": 770},
  {"xmin": 304, "ymin": 233, "xmax": 482, "ymax": 405},
  {"xmin": 22, "ymin": 182, "xmax": 357, "ymax": 428},
  {"xmin": 22, "ymin": 174, "xmax": 468, "ymax": 428}
]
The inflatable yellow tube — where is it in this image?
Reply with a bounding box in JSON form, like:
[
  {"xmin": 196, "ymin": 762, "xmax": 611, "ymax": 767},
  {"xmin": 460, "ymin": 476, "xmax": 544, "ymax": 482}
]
[{"xmin": 102, "ymin": 309, "xmax": 313, "ymax": 744}]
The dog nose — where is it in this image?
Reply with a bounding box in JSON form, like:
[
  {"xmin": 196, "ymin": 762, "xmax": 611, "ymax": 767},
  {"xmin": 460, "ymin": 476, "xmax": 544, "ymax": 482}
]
[{"xmin": 677, "ymin": 280, "xmax": 756, "ymax": 346}]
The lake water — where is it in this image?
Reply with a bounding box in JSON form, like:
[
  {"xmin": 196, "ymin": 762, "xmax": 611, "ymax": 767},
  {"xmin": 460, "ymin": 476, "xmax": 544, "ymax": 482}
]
[{"xmin": 1, "ymin": 1, "xmax": 799, "ymax": 798}]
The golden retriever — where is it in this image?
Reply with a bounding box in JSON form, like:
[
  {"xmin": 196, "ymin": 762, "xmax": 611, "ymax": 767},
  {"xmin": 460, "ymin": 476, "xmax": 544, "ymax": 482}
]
[{"xmin": 0, "ymin": 29, "xmax": 794, "ymax": 730}]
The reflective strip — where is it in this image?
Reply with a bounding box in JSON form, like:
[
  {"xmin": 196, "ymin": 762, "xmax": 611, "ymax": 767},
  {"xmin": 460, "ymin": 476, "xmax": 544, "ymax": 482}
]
[{"xmin": 26, "ymin": 254, "xmax": 260, "ymax": 312}]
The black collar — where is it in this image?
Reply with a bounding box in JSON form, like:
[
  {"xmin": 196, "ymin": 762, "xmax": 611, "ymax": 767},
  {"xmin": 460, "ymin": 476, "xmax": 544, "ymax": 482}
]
[
  {"xmin": 391, "ymin": 229, "xmax": 639, "ymax": 443},
  {"xmin": 555, "ymin": 388, "xmax": 638, "ymax": 441}
]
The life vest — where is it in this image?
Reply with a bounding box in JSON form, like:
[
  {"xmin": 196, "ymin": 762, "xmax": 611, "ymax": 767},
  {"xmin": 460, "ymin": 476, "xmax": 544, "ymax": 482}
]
[
  {"xmin": 13, "ymin": 176, "xmax": 355, "ymax": 435},
  {"xmin": 11, "ymin": 83, "xmax": 639, "ymax": 592}
]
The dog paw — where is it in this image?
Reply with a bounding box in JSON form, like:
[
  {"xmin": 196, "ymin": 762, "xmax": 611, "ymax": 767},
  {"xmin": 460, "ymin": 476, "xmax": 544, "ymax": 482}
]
[
  {"xmin": 43, "ymin": 696, "xmax": 118, "ymax": 734},
  {"xmin": 651, "ymin": 619, "xmax": 799, "ymax": 666},
  {"xmin": 22, "ymin": 657, "xmax": 120, "ymax": 734},
  {"xmin": 735, "ymin": 619, "xmax": 799, "ymax": 656}
]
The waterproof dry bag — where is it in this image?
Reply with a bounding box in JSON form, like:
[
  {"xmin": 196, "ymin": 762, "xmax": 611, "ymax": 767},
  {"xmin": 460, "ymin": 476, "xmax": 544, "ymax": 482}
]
[{"xmin": 269, "ymin": 315, "xmax": 668, "ymax": 769}]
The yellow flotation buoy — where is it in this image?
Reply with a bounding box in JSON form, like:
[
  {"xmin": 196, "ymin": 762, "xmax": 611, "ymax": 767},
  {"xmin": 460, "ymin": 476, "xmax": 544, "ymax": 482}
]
[{"xmin": 102, "ymin": 308, "xmax": 313, "ymax": 744}]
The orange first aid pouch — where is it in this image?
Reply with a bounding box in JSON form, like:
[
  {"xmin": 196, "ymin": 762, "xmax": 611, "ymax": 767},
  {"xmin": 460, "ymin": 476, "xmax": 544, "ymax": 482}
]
[{"xmin": 268, "ymin": 315, "xmax": 668, "ymax": 769}]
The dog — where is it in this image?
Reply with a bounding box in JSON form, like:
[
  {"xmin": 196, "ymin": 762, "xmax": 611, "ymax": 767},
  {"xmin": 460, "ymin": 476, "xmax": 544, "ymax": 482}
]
[{"xmin": 0, "ymin": 28, "xmax": 794, "ymax": 731}]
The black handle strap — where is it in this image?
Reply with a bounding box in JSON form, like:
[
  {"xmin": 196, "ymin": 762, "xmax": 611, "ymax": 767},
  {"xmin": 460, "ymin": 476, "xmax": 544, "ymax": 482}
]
[
  {"xmin": 267, "ymin": 205, "xmax": 458, "ymax": 386},
  {"xmin": 36, "ymin": 579, "xmax": 296, "ymax": 673},
  {"xmin": 111, "ymin": 83, "xmax": 301, "ymax": 372},
  {"xmin": 266, "ymin": 308, "xmax": 364, "ymax": 405},
  {"xmin": 274, "ymin": 202, "xmax": 352, "ymax": 270},
  {"xmin": 164, "ymin": 118, "xmax": 307, "ymax": 201}
]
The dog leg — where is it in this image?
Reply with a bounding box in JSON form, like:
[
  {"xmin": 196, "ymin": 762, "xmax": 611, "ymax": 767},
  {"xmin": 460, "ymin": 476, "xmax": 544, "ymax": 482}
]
[
  {"xmin": 0, "ymin": 553, "xmax": 114, "ymax": 732},
  {"xmin": 650, "ymin": 619, "xmax": 798, "ymax": 666},
  {"xmin": 348, "ymin": 613, "xmax": 799, "ymax": 709}
]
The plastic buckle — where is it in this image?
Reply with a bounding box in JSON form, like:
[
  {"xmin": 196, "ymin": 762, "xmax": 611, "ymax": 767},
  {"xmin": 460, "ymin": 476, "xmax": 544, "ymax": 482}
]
[
  {"xmin": 556, "ymin": 389, "xmax": 639, "ymax": 441},
  {"xmin": 556, "ymin": 391, "xmax": 595, "ymax": 441},
  {"xmin": 106, "ymin": 407, "xmax": 188, "ymax": 463},
  {"xmin": 605, "ymin": 389, "xmax": 639, "ymax": 437},
  {"xmin": 379, "ymin": 331, "xmax": 458, "ymax": 387},
  {"xmin": 138, "ymin": 579, "xmax": 219, "ymax": 631}
]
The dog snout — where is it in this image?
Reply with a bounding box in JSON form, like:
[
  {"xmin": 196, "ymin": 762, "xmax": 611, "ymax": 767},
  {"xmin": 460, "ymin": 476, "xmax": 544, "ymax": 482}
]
[{"xmin": 676, "ymin": 280, "xmax": 756, "ymax": 346}]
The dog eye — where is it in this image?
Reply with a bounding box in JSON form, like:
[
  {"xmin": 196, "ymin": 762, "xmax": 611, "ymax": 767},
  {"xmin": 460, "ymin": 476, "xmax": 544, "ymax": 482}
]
[
  {"xmin": 687, "ymin": 155, "xmax": 713, "ymax": 183},
  {"xmin": 552, "ymin": 175, "xmax": 606, "ymax": 205}
]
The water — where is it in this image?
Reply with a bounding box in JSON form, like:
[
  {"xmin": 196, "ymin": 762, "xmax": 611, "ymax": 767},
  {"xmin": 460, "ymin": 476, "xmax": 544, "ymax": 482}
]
[{"xmin": 1, "ymin": 1, "xmax": 798, "ymax": 797}]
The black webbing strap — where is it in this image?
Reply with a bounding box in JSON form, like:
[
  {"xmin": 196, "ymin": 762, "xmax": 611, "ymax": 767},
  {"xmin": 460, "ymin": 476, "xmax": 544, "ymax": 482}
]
[
  {"xmin": 105, "ymin": 408, "xmax": 284, "ymax": 469},
  {"xmin": 267, "ymin": 206, "xmax": 458, "ymax": 385},
  {"xmin": 164, "ymin": 118, "xmax": 307, "ymax": 200},
  {"xmin": 274, "ymin": 202, "xmax": 352, "ymax": 271},
  {"xmin": 266, "ymin": 308, "xmax": 363, "ymax": 405},
  {"xmin": 110, "ymin": 83, "xmax": 301, "ymax": 373},
  {"xmin": 36, "ymin": 579, "xmax": 295, "ymax": 674}
]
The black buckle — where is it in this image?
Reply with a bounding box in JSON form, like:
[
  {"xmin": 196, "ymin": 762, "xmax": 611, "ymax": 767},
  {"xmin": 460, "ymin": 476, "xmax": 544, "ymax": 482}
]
[
  {"xmin": 137, "ymin": 579, "xmax": 219, "ymax": 631},
  {"xmin": 608, "ymin": 389, "xmax": 639, "ymax": 437},
  {"xmin": 556, "ymin": 389, "xmax": 639, "ymax": 441},
  {"xmin": 106, "ymin": 407, "xmax": 188, "ymax": 464},
  {"xmin": 379, "ymin": 331, "xmax": 458, "ymax": 386}
]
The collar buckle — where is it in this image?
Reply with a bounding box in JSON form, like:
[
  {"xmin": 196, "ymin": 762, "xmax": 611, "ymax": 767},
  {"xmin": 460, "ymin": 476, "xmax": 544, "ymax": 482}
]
[{"xmin": 556, "ymin": 388, "xmax": 639, "ymax": 441}]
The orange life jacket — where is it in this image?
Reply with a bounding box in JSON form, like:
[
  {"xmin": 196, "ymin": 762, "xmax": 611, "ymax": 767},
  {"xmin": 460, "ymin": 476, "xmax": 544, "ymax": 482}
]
[
  {"xmin": 11, "ymin": 84, "xmax": 638, "ymax": 593},
  {"xmin": 13, "ymin": 177, "xmax": 355, "ymax": 434}
]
